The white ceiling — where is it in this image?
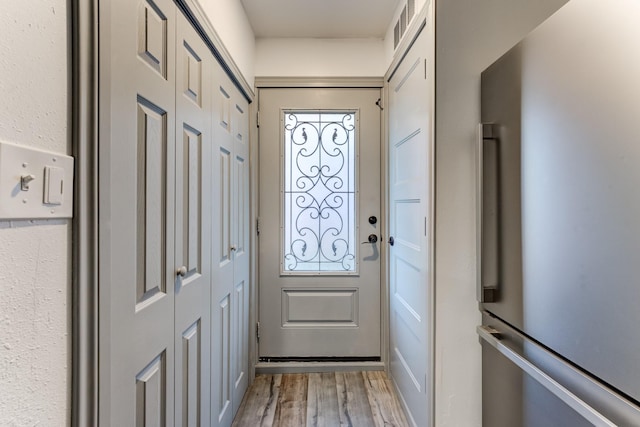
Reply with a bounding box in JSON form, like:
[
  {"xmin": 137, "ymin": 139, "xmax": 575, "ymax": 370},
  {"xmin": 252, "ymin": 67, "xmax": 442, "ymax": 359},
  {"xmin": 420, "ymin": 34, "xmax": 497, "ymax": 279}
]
[{"xmin": 240, "ymin": 0, "xmax": 402, "ymax": 38}]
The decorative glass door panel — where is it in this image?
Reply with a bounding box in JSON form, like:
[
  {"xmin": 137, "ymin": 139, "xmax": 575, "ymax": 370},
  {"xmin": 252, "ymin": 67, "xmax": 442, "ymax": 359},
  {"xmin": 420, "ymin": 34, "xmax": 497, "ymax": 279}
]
[{"xmin": 282, "ymin": 111, "xmax": 357, "ymax": 273}]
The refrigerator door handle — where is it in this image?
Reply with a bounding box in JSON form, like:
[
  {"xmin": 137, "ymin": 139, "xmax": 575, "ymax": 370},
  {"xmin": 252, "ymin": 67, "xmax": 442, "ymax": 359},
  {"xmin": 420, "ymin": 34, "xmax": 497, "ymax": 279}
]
[
  {"xmin": 477, "ymin": 325, "xmax": 618, "ymax": 427},
  {"xmin": 477, "ymin": 124, "xmax": 500, "ymax": 303}
]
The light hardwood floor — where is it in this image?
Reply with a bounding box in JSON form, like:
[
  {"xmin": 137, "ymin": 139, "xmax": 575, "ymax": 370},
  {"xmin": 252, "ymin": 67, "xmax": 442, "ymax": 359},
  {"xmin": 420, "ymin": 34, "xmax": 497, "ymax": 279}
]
[{"xmin": 232, "ymin": 371, "xmax": 410, "ymax": 427}]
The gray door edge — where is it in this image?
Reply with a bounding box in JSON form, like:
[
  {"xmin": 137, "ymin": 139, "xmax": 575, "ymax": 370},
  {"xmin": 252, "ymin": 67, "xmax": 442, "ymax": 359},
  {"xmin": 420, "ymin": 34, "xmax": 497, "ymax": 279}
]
[{"xmin": 71, "ymin": 0, "xmax": 99, "ymax": 426}]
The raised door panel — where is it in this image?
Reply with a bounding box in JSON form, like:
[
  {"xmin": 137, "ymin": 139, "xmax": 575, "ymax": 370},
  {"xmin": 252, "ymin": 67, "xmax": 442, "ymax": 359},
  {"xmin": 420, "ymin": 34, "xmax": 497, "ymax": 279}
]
[
  {"xmin": 180, "ymin": 321, "xmax": 202, "ymax": 427},
  {"xmin": 212, "ymin": 294, "xmax": 233, "ymax": 426},
  {"xmin": 231, "ymin": 278, "xmax": 248, "ymax": 413},
  {"xmin": 218, "ymin": 146, "xmax": 232, "ymax": 266},
  {"xmin": 232, "ymin": 99, "xmax": 249, "ymax": 264},
  {"xmin": 137, "ymin": 0, "xmax": 168, "ymax": 78},
  {"xmin": 135, "ymin": 352, "xmax": 167, "ymax": 427},
  {"xmin": 135, "ymin": 98, "xmax": 168, "ymax": 308}
]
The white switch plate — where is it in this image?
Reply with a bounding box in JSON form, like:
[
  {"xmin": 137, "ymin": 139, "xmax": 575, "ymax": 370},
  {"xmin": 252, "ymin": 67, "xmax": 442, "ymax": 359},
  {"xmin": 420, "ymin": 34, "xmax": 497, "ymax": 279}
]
[{"xmin": 0, "ymin": 141, "xmax": 74, "ymax": 219}]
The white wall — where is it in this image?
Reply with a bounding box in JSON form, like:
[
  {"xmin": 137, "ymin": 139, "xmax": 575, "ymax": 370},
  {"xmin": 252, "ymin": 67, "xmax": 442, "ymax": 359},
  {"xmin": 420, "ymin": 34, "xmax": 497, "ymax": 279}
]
[
  {"xmin": 254, "ymin": 38, "xmax": 387, "ymax": 78},
  {"xmin": 198, "ymin": 0, "xmax": 256, "ymax": 85},
  {"xmin": 433, "ymin": 0, "xmax": 568, "ymax": 426},
  {"xmin": 0, "ymin": 0, "xmax": 70, "ymax": 426}
]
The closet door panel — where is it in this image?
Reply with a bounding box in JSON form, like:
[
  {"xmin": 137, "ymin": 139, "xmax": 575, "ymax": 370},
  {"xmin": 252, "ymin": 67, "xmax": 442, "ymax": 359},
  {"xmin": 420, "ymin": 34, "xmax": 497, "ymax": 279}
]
[
  {"xmin": 101, "ymin": 0, "xmax": 176, "ymax": 425},
  {"xmin": 174, "ymin": 13, "xmax": 213, "ymax": 427},
  {"xmin": 211, "ymin": 72, "xmax": 236, "ymax": 427}
]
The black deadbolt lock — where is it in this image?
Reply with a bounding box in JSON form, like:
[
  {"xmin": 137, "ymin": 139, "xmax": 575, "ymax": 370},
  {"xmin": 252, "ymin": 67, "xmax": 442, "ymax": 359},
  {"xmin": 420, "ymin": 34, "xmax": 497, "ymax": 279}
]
[{"xmin": 368, "ymin": 216, "xmax": 377, "ymax": 225}]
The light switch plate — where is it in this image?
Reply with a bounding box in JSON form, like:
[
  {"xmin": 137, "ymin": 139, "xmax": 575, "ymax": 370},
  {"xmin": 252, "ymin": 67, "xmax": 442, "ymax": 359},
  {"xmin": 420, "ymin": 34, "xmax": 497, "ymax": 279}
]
[{"xmin": 0, "ymin": 141, "xmax": 74, "ymax": 219}]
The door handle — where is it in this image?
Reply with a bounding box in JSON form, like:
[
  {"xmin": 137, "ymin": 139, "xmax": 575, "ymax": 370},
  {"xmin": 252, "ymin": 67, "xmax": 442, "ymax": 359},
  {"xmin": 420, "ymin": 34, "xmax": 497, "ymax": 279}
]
[
  {"xmin": 388, "ymin": 236, "xmax": 394, "ymax": 246},
  {"xmin": 477, "ymin": 325, "xmax": 618, "ymax": 426},
  {"xmin": 477, "ymin": 123, "xmax": 500, "ymax": 303},
  {"xmin": 177, "ymin": 266, "xmax": 187, "ymax": 277},
  {"xmin": 361, "ymin": 234, "xmax": 378, "ymax": 244}
]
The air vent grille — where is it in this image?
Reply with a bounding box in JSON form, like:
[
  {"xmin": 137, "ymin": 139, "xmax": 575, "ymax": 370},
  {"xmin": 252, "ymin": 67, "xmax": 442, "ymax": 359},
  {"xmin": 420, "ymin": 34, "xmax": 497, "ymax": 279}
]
[
  {"xmin": 393, "ymin": 0, "xmax": 416, "ymax": 51},
  {"xmin": 394, "ymin": 21, "xmax": 400, "ymax": 49},
  {"xmin": 408, "ymin": 0, "xmax": 415, "ymax": 21}
]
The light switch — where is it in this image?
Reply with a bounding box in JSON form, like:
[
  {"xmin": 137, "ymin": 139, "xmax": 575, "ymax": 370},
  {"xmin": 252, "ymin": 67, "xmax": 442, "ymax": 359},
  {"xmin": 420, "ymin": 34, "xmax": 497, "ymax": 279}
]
[
  {"xmin": 44, "ymin": 166, "xmax": 64, "ymax": 205},
  {"xmin": 0, "ymin": 141, "xmax": 74, "ymax": 219}
]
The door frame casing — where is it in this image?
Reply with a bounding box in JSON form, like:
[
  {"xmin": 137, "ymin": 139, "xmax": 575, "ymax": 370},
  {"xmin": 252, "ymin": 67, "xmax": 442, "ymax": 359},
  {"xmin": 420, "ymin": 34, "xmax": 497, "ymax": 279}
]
[
  {"xmin": 71, "ymin": 0, "xmax": 99, "ymax": 425},
  {"xmin": 253, "ymin": 77, "xmax": 388, "ymax": 373}
]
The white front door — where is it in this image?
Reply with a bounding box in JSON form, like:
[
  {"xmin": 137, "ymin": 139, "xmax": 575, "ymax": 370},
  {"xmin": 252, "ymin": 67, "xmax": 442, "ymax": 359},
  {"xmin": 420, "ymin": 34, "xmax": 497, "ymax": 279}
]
[
  {"xmin": 388, "ymin": 25, "xmax": 433, "ymax": 427},
  {"xmin": 258, "ymin": 87, "xmax": 382, "ymax": 359}
]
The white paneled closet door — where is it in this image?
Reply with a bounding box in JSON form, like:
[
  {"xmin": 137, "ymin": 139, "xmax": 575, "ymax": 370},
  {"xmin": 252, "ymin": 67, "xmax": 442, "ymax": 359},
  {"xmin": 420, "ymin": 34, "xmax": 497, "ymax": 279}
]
[
  {"xmin": 174, "ymin": 12, "xmax": 213, "ymax": 427},
  {"xmin": 101, "ymin": 0, "xmax": 178, "ymax": 424},
  {"xmin": 230, "ymin": 78, "xmax": 250, "ymax": 415},
  {"xmin": 100, "ymin": 1, "xmax": 250, "ymax": 425},
  {"xmin": 211, "ymin": 67, "xmax": 250, "ymax": 427}
]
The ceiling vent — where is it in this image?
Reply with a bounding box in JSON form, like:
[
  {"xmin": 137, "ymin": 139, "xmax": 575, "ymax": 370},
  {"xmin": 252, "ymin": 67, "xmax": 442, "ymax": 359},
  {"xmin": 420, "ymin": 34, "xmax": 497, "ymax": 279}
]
[
  {"xmin": 400, "ymin": 6, "xmax": 407, "ymax": 36},
  {"xmin": 394, "ymin": 21, "xmax": 400, "ymax": 49},
  {"xmin": 408, "ymin": 0, "xmax": 415, "ymax": 21},
  {"xmin": 393, "ymin": 0, "xmax": 416, "ymax": 50}
]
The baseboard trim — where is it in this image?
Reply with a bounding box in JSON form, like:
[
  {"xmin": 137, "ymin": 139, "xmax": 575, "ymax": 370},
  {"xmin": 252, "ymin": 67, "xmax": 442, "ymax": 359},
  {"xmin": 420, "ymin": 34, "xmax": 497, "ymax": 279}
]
[{"xmin": 255, "ymin": 361, "xmax": 385, "ymax": 374}]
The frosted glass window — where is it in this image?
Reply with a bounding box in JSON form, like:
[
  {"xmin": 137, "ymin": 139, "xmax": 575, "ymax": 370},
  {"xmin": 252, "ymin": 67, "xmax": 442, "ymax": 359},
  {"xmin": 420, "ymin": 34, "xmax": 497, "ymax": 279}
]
[{"xmin": 283, "ymin": 111, "xmax": 357, "ymax": 273}]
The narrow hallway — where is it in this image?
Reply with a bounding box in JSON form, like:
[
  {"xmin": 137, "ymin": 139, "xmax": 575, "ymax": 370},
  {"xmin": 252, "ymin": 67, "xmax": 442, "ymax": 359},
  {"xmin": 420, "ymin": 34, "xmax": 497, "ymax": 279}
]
[{"xmin": 232, "ymin": 371, "xmax": 409, "ymax": 426}]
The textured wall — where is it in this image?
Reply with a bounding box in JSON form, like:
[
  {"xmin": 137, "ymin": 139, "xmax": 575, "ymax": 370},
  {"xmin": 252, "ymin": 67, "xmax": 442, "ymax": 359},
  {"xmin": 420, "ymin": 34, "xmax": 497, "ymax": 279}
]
[{"xmin": 0, "ymin": 0, "xmax": 71, "ymax": 425}]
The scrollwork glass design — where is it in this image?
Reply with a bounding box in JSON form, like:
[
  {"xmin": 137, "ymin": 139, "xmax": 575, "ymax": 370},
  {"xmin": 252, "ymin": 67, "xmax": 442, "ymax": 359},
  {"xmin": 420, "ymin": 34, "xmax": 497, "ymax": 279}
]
[{"xmin": 283, "ymin": 111, "xmax": 356, "ymax": 272}]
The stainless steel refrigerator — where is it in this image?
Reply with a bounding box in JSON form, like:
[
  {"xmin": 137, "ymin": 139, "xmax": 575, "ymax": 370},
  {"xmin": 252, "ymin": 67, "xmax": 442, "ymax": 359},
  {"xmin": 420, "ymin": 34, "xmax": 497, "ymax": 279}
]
[{"xmin": 478, "ymin": 0, "xmax": 640, "ymax": 425}]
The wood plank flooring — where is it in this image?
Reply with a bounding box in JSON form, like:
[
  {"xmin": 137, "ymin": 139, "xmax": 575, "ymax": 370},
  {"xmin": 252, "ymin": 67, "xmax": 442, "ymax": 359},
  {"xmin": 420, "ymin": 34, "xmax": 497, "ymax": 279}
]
[{"xmin": 232, "ymin": 371, "xmax": 409, "ymax": 427}]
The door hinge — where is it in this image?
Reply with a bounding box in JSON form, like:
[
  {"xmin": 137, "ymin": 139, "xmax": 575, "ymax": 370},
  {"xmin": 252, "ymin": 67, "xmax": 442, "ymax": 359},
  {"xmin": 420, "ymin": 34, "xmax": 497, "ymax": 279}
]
[
  {"xmin": 424, "ymin": 58, "xmax": 427, "ymax": 79},
  {"xmin": 481, "ymin": 123, "xmax": 500, "ymax": 139},
  {"xmin": 256, "ymin": 110, "xmax": 260, "ymax": 128},
  {"xmin": 256, "ymin": 217, "xmax": 261, "ymax": 235},
  {"xmin": 256, "ymin": 322, "xmax": 260, "ymax": 342},
  {"xmin": 375, "ymin": 98, "xmax": 384, "ymax": 111}
]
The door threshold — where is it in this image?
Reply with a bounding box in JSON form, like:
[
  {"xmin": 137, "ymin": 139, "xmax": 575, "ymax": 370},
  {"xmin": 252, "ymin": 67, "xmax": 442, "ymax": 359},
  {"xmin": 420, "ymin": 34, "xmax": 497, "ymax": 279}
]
[{"xmin": 255, "ymin": 360, "xmax": 385, "ymax": 374}]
